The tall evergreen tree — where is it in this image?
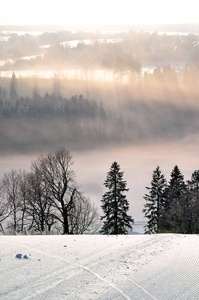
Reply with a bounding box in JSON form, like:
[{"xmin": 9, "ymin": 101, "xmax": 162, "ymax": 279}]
[
  {"xmin": 143, "ymin": 166, "xmax": 167, "ymax": 234},
  {"xmin": 100, "ymin": 162, "xmax": 133, "ymax": 234},
  {"xmin": 185, "ymin": 170, "xmax": 199, "ymax": 233},
  {"xmin": 168, "ymin": 165, "xmax": 186, "ymax": 197},
  {"xmin": 188, "ymin": 170, "xmax": 199, "ymax": 198},
  {"xmin": 9, "ymin": 72, "xmax": 18, "ymax": 101},
  {"xmin": 162, "ymin": 165, "xmax": 187, "ymax": 232}
]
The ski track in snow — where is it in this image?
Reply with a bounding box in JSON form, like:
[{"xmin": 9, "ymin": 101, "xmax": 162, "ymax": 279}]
[
  {"xmin": 81, "ymin": 265, "xmax": 132, "ymax": 300},
  {"xmin": 0, "ymin": 234, "xmax": 199, "ymax": 299}
]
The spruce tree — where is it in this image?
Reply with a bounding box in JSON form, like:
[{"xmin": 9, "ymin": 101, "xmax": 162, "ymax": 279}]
[
  {"xmin": 167, "ymin": 165, "xmax": 186, "ymax": 198},
  {"xmin": 186, "ymin": 170, "xmax": 199, "ymax": 233},
  {"xmin": 143, "ymin": 166, "xmax": 167, "ymax": 234},
  {"xmin": 162, "ymin": 165, "xmax": 187, "ymax": 232},
  {"xmin": 188, "ymin": 170, "xmax": 199, "ymax": 198},
  {"xmin": 100, "ymin": 162, "xmax": 133, "ymax": 234}
]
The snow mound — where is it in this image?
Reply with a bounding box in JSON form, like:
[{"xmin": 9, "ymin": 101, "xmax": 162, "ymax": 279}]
[{"xmin": 0, "ymin": 234, "xmax": 199, "ymax": 299}]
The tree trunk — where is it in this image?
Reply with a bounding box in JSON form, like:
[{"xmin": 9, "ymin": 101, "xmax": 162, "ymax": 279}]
[
  {"xmin": 63, "ymin": 208, "xmax": 69, "ymax": 234},
  {"xmin": 20, "ymin": 207, "xmax": 26, "ymax": 232},
  {"xmin": 13, "ymin": 203, "xmax": 17, "ymax": 231},
  {"xmin": 114, "ymin": 175, "xmax": 118, "ymax": 234}
]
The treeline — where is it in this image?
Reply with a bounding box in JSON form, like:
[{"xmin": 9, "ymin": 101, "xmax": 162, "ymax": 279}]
[
  {"xmin": 1, "ymin": 72, "xmax": 199, "ymax": 153},
  {"xmin": 143, "ymin": 166, "xmax": 199, "ymax": 234},
  {"xmin": 0, "ymin": 148, "xmax": 98, "ymax": 235},
  {"xmin": 0, "ymin": 87, "xmax": 129, "ymax": 153},
  {"xmin": 2, "ymin": 64, "xmax": 199, "ymax": 104},
  {"xmin": 0, "ymin": 150, "xmax": 134, "ymax": 236},
  {"xmin": 0, "ymin": 93, "xmax": 105, "ymax": 121}
]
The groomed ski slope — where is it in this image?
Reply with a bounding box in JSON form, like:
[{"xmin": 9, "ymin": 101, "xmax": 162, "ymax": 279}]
[{"xmin": 0, "ymin": 234, "xmax": 199, "ymax": 299}]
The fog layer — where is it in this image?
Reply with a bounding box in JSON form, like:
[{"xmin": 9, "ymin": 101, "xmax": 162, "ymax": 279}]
[{"xmin": 1, "ymin": 30, "xmax": 199, "ymax": 220}]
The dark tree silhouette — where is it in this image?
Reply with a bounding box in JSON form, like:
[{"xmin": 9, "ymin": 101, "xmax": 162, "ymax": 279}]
[
  {"xmin": 162, "ymin": 165, "xmax": 187, "ymax": 232},
  {"xmin": 32, "ymin": 148, "xmax": 97, "ymax": 234},
  {"xmin": 143, "ymin": 166, "xmax": 167, "ymax": 234},
  {"xmin": 0, "ymin": 170, "xmax": 21, "ymax": 231},
  {"xmin": 25, "ymin": 169, "xmax": 55, "ymax": 232},
  {"xmin": 100, "ymin": 162, "xmax": 133, "ymax": 234},
  {"xmin": 9, "ymin": 72, "xmax": 18, "ymax": 101},
  {"xmin": 186, "ymin": 170, "xmax": 199, "ymax": 233}
]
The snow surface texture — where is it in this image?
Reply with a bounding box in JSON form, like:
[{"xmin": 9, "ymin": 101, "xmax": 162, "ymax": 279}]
[{"xmin": 0, "ymin": 235, "xmax": 199, "ymax": 299}]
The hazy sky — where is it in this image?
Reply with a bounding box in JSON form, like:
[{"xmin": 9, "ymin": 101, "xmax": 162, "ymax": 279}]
[{"xmin": 0, "ymin": 0, "xmax": 199, "ymax": 26}]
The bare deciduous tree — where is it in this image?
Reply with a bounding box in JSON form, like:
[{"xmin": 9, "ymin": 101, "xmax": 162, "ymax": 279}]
[
  {"xmin": 0, "ymin": 184, "xmax": 9, "ymax": 224},
  {"xmin": 0, "ymin": 170, "xmax": 21, "ymax": 231},
  {"xmin": 69, "ymin": 193, "xmax": 98, "ymax": 234},
  {"xmin": 17, "ymin": 170, "xmax": 28, "ymax": 232},
  {"xmin": 25, "ymin": 169, "xmax": 56, "ymax": 233},
  {"xmin": 32, "ymin": 148, "xmax": 97, "ymax": 234}
]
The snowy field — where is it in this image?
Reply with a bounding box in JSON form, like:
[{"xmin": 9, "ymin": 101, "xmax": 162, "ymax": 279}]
[{"xmin": 0, "ymin": 234, "xmax": 199, "ymax": 299}]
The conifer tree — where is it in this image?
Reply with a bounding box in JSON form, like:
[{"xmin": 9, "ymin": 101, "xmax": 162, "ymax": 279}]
[
  {"xmin": 162, "ymin": 165, "xmax": 187, "ymax": 232},
  {"xmin": 9, "ymin": 72, "xmax": 18, "ymax": 101},
  {"xmin": 187, "ymin": 170, "xmax": 199, "ymax": 198},
  {"xmin": 185, "ymin": 170, "xmax": 199, "ymax": 233},
  {"xmin": 167, "ymin": 165, "xmax": 186, "ymax": 199},
  {"xmin": 100, "ymin": 162, "xmax": 133, "ymax": 234},
  {"xmin": 143, "ymin": 166, "xmax": 167, "ymax": 234}
]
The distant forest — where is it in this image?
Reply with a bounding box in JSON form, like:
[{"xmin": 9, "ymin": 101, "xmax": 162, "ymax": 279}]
[
  {"xmin": 1, "ymin": 66, "xmax": 199, "ymax": 154},
  {"xmin": 0, "ymin": 30, "xmax": 199, "ymax": 154}
]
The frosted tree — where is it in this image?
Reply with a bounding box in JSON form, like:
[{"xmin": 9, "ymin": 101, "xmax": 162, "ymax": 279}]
[
  {"xmin": 143, "ymin": 166, "xmax": 167, "ymax": 234},
  {"xmin": 100, "ymin": 162, "xmax": 133, "ymax": 235}
]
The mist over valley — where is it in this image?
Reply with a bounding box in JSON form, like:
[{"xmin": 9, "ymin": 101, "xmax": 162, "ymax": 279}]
[{"xmin": 1, "ymin": 27, "xmax": 199, "ymax": 222}]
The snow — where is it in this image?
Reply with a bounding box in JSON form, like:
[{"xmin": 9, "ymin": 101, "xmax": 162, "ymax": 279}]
[{"xmin": 0, "ymin": 234, "xmax": 199, "ymax": 299}]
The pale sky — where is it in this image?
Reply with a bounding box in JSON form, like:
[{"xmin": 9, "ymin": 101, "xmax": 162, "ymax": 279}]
[{"xmin": 0, "ymin": 0, "xmax": 199, "ymax": 26}]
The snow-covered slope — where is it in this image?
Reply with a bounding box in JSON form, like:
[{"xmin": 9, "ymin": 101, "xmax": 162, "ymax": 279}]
[{"xmin": 0, "ymin": 234, "xmax": 199, "ymax": 299}]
